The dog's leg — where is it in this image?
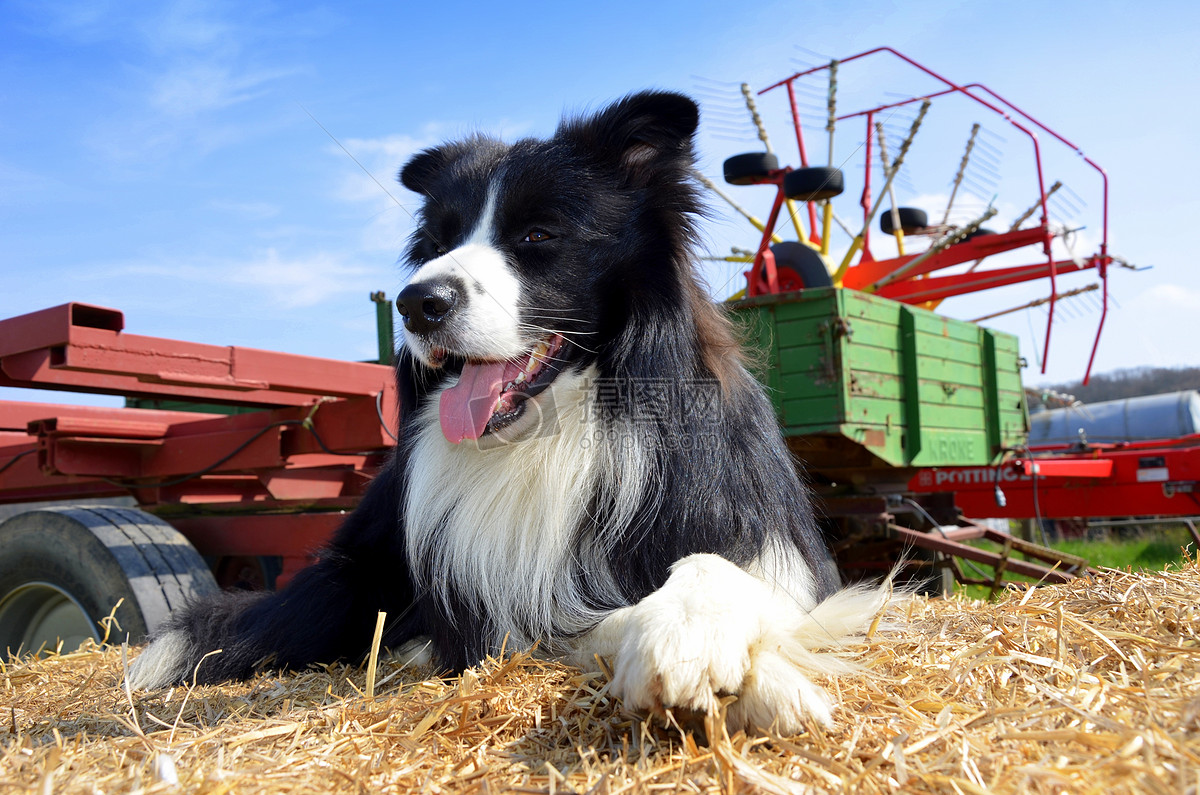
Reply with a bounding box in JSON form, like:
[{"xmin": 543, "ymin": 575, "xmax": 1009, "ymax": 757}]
[
  {"xmin": 127, "ymin": 553, "xmax": 415, "ymax": 689},
  {"xmin": 128, "ymin": 462, "xmax": 422, "ymax": 689},
  {"xmin": 581, "ymin": 553, "xmax": 887, "ymax": 734}
]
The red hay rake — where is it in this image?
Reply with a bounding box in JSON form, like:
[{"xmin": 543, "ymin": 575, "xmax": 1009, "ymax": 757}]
[{"xmin": 711, "ymin": 47, "xmax": 1122, "ymax": 382}]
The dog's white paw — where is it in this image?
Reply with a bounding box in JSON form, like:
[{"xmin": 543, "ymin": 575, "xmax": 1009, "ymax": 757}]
[
  {"xmin": 726, "ymin": 644, "xmax": 834, "ymax": 731},
  {"xmin": 607, "ymin": 572, "xmax": 755, "ymax": 714},
  {"xmin": 602, "ymin": 554, "xmax": 840, "ymax": 733}
]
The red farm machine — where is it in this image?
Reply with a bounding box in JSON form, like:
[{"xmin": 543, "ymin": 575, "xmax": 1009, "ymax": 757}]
[
  {"xmin": 707, "ymin": 47, "xmax": 1134, "ymax": 590},
  {"xmin": 908, "ymin": 391, "xmax": 1200, "ymax": 549},
  {"xmin": 0, "ymin": 299, "xmax": 400, "ymax": 655},
  {"xmin": 0, "ymin": 48, "xmax": 1149, "ymax": 655}
]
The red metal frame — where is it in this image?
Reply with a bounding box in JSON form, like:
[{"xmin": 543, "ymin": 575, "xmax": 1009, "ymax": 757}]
[
  {"xmin": 908, "ymin": 434, "xmax": 1200, "ymax": 520},
  {"xmin": 741, "ymin": 47, "xmax": 1116, "ymax": 381},
  {"xmin": 886, "ymin": 522, "xmax": 1082, "ymax": 584},
  {"xmin": 743, "ymin": 168, "xmax": 791, "ymax": 296},
  {"xmin": 0, "ymin": 303, "xmax": 393, "ymax": 405},
  {"xmin": 0, "ymin": 303, "xmax": 398, "ymax": 587}
]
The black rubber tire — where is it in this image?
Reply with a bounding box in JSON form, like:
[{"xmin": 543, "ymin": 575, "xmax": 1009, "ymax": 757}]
[
  {"xmin": 783, "ymin": 166, "xmax": 845, "ymax": 202},
  {"xmin": 770, "ymin": 242, "xmax": 833, "ymax": 289},
  {"xmin": 0, "ymin": 506, "xmax": 218, "ymax": 656},
  {"xmin": 723, "ymin": 152, "xmax": 779, "ymax": 185},
  {"xmin": 964, "ymin": 227, "xmax": 996, "ymax": 241},
  {"xmin": 880, "ymin": 207, "xmax": 928, "ymax": 235}
]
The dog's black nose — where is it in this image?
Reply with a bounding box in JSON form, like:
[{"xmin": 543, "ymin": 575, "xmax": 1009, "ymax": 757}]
[{"xmin": 396, "ymin": 282, "xmax": 458, "ymax": 334}]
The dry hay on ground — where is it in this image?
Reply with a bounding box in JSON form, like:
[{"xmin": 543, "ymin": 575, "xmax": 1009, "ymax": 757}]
[{"xmin": 3, "ymin": 562, "xmax": 1200, "ymax": 794}]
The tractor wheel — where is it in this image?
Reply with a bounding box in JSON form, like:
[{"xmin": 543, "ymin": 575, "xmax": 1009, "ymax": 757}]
[
  {"xmin": 783, "ymin": 166, "xmax": 845, "ymax": 202},
  {"xmin": 0, "ymin": 506, "xmax": 218, "ymax": 657},
  {"xmin": 771, "ymin": 242, "xmax": 833, "ymax": 290},
  {"xmin": 723, "ymin": 152, "xmax": 779, "ymax": 185},
  {"xmin": 964, "ymin": 227, "xmax": 996, "ymax": 241},
  {"xmin": 880, "ymin": 207, "xmax": 928, "ymax": 235}
]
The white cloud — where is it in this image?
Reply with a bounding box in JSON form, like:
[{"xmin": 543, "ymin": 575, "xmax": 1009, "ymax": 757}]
[
  {"xmin": 136, "ymin": 0, "xmax": 236, "ymax": 54},
  {"xmin": 322, "ymin": 129, "xmax": 446, "ymax": 256},
  {"xmin": 343, "ymin": 131, "xmax": 442, "ymax": 165},
  {"xmin": 107, "ymin": 249, "xmax": 378, "ymax": 310},
  {"xmin": 229, "ymin": 249, "xmax": 376, "ymax": 308},
  {"xmin": 1131, "ymin": 283, "xmax": 1200, "ymax": 313},
  {"xmin": 150, "ymin": 62, "xmax": 298, "ymax": 118},
  {"xmin": 333, "ymin": 129, "xmax": 445, "ymax": 205},
  {"xmin": 332, "ymin": 119, "xmax": 537, "ymax": 207},
  {"xmin": 16, "ymin": 0, "xmax": 125, "ymax": 44},
  {"xmin": 23, "ymin": 0, "xmax": 313, "ymax": 164}
]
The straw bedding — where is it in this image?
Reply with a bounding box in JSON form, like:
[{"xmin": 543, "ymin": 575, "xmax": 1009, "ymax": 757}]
[{"xmin": 4, "ymin": 560, "xmax": 1199, "ymax": 794}]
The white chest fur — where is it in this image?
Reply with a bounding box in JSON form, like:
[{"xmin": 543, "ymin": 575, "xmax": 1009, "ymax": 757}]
[{"xmin": 403, "ymin": 366, "xmax": 634, "ymax": 650}]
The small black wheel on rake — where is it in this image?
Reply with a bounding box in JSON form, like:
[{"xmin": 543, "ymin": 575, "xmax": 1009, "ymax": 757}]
[
  {"xmin": 880, "ymin": 207, "xmax": 929, "ymax": 235},
  {"xmin": 723, "ymin": 152, "xmax": 779, "ymax": 185},
  {"xmin": 783, "ymin": 166, "xmax": 845, "ymax": 202}
]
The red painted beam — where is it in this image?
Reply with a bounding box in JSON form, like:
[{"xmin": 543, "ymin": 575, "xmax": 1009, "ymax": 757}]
[
  {"xmin": 1017, "ymin": 459, "xmax": 1114, "ymax": 478},
  {"xmin": 842, "ymin": 226, "xmax": 1050, "ymax": 290},
  {"xmin": 0, "ymin": 302, "xmax": 395, "ymax": 407},
  {"xmin": 0, "ymin": 441, "xmax": 131, "ymax": 503},
  {"xmin": 873, "ymin": 258, "xmax": 1091, "ymax": 304},
  {"xmin": 0, "ymin": 303, "xmax": 124, "ymax": 355},
  {"xmin": 0, "ymin": 401, "xmax": 221, "ymax": 433},
  {"xmin": 0, "ymin": 304, "xmax": 398, "ymax": 526},
  {"xmin": 168, "ymin": 513, "xmax": 342, "ymax": 557},
  {"xmin": 32, "ymin": 422, "xmax": 287, "ymax": 479},
  {"xmin": 2, "ymin": 406, "xmax": 389, "ymax": 507}
]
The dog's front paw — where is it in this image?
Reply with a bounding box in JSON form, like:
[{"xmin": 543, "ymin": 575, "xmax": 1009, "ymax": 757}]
[
  {"xmin": 725, "ymin": 644, "xmax": 834, "ymax": 731},
  {"xmin": 601, "ymin": 554, "xmax": 838, "ymax": 733},
  {"xmin": 607, "ymin": 572, "xmax": 756, "ymax": 715}
]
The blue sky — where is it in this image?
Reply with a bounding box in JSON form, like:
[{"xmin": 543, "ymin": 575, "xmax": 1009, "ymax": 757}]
[{"xmin": 3, "ymin": 0, "xmax": 1198, "ymax": 409}]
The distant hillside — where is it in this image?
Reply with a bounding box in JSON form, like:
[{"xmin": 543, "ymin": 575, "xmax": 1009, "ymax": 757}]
[{"xmin": 1032, "ymin": 365, "xmax": 1200, "ymax": 407}]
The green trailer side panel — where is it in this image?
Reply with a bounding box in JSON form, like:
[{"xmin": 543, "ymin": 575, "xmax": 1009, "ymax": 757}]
[{"xmin": 730, "ymin": 287, "xmax": 1029, "ymax": 472}]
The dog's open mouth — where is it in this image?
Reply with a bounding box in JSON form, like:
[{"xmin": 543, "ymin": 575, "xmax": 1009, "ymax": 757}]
[{"xmin": 438, "ymin": 334, "xmax": 566, "ymax": 444}]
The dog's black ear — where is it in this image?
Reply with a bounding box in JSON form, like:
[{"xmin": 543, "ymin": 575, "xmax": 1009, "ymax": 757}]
[
  {"xmin": 398, "ymin": 146, "xmax": 448, "ymax": 196},
  {"xmin": 560, "ymin": 91, "xmax": 699, "ymax": 183},
  {"xmin": 399, "ymin": 137, "xmax": 508, "ymax": 196}
]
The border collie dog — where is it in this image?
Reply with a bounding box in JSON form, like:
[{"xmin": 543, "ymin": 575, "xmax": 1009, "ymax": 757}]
[{"xmin": 130, "ymin": 91, "xmax": 886, "ymax": 732}]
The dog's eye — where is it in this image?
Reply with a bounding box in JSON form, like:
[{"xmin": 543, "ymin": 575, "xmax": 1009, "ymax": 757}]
[{"xmin": 523, "ymin": 229, "xmax": 554, "ymax": 243}]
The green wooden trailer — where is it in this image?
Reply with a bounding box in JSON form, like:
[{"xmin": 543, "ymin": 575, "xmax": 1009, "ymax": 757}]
[
  {"xmin": 730, "ymin": 287, "xmax": 1080, "ymax": 589},
  {"xmin": 733, "ymin": 286, "xmax": 1027, "ymax": 478}
]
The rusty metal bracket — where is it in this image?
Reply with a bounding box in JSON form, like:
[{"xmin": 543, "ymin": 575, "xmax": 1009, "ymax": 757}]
[{"xmin": 887, "ymin": 522, "xmax": 1087, "ymax": 585}]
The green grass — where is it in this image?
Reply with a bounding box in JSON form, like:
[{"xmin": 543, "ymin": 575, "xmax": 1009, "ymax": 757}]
[
  {"xmin": 1051, "ymin": 527, "xmax": 1195, "ymax": 571},
  {"xmin": 954, "ymin": 524, "xmax": 1196, "ymax": 599}
]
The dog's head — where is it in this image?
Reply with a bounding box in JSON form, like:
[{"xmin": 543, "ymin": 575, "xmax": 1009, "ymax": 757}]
[{"xmin": 395, "ymin": 91, "xmax": 703, "ymax": 445}]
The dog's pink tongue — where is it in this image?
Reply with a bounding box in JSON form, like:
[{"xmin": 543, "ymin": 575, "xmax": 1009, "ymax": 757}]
[{"xmin": 439, "ymin": 361, "xmax": 506, "ymax": 444}]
